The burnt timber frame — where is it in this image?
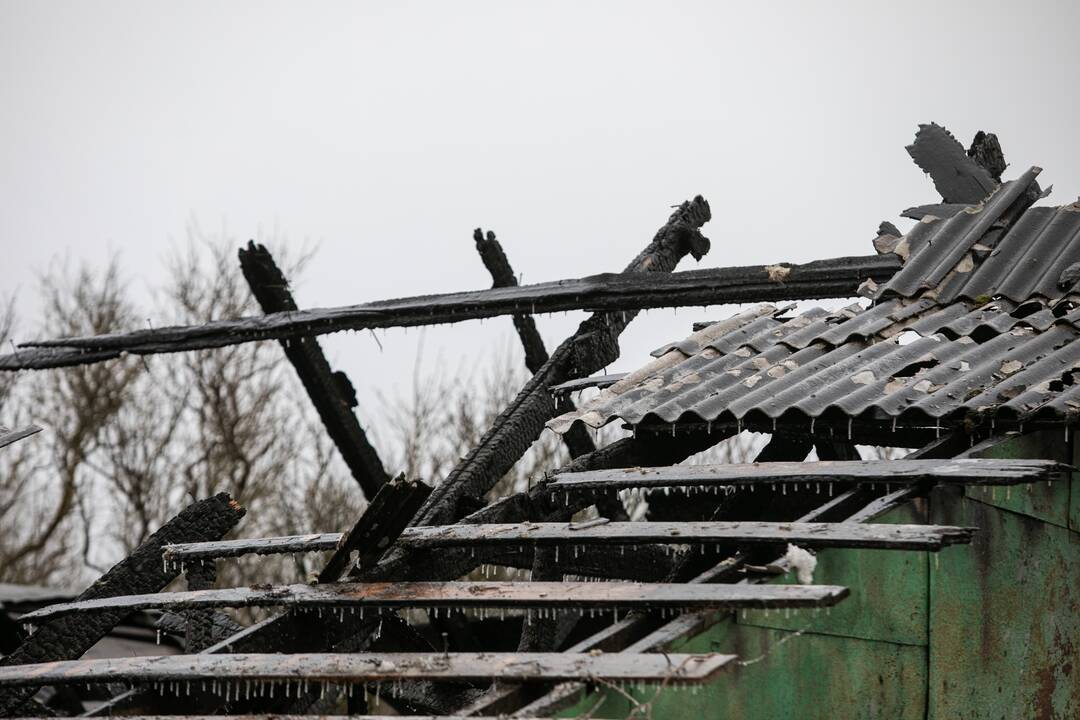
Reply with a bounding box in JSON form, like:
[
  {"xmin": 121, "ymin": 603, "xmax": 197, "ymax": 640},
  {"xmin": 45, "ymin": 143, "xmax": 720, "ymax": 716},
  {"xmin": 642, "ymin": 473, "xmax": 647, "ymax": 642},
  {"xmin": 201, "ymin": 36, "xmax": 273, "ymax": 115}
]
[
  {"xmin": 4, "ymin": 125, "xmax": 1059, "ymax": 719},
  {"xmin": 0, "ymin": 254, "xmax": 901, "ymax": 371},
  {"xmin": 0, "ymin": 493, "xmax": 246, "ymax": 717},
  {"xmin": 238, "ymin": 241, "xmax": 389, "ymax": 497}
]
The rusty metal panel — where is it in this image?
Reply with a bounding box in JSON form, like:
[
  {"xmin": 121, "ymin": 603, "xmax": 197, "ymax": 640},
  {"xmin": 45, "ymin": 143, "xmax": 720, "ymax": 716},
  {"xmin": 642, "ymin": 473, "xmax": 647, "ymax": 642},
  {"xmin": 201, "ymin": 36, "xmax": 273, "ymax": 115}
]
[
  {"xmin": 0, "ymin": 652, "xmax": 735, "ymax": 687},
  {"xmin": 928, "ymin": 486, "xmax": 1080, "ymax": 719},
  {"xmin": 963, "ymin": 429, "xmax": 1072, "ymax": 530},
  {"xmin": 1072, "ymin": 439, "xmax": 1080, "ymax": 533},
  {"xmin": 559, "ymin": 620, "xmax": 927, "ymax": 720},
  {"xmin": 737, "ymin": 500, "xmax": 931, "ymax": 647}
]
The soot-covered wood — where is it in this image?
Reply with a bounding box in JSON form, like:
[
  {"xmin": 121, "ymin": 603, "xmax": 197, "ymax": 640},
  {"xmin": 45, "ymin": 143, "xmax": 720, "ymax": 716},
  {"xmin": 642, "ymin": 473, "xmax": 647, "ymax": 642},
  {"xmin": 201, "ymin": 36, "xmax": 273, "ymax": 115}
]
[
  {"xmin": 0, "ymin": 493, "xmax": 245, "ymax": 717},
  {"xmin": 0, "ymin": 253, "xmax": 907, "ymax": 370},
  {"xmin": 21, "ymin": 581, "xmax": 847, "ymax": 622},
  {"xmin": 239, "ymin": 241, "xmax": 389, "ymax": 497},
  {"xmin": 411, "ymin": 196, "xmax": 714, "ymax": 528},
  {"xmin": 473, "ymin": 228, "xmax": 596, "ymax": 462},
  {"xmin": 0, "ymin": 652, "xmax": 734, "ymax": 687}
]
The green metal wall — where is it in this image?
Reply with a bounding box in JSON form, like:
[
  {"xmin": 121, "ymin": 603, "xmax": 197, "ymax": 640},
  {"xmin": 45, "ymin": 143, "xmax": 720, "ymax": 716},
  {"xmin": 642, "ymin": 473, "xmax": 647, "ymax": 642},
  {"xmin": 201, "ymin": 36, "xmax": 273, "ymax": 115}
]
[{"xmin": 561, "ymin": 431, "xmax": 1079, "ymax": 719}]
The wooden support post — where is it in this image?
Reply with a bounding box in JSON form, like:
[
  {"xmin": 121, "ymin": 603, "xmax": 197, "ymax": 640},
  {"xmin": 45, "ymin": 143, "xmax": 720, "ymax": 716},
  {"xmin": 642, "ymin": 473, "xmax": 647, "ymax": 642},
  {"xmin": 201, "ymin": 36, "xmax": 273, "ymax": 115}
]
[
  {"xmin": 239, "ymin": 241, "xmax": 389, "ymax": 497},
  {"xmin": 0, "ymin": 493, "xmax": 245, "ymax": 717}
]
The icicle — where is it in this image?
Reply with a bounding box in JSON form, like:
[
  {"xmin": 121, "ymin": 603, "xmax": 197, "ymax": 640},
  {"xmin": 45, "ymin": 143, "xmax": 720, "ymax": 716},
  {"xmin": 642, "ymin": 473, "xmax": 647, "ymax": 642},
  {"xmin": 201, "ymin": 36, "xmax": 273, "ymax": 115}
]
[
  {"xmin": 847, "ymin": 418, "xmax": 853, "ymax": 440},
  {"xmin": 156, "ymin": 629, "xmax": 161, "ymax": 645}
]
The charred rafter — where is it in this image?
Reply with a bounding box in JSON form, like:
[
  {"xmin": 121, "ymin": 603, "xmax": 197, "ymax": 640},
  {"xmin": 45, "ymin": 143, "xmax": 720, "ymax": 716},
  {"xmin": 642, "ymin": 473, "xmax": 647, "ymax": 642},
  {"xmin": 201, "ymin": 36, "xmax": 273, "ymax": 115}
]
[
  {"xmin": 239, "ymin": 241, "xmax": 389, "ymax": 497},
  {"xmin": 473, "ymin": 228, "xmax": 596, "ymax": 462},
  {"xmin": 0, "ymin": 255, "xmax": 906, "ymax": 371}
]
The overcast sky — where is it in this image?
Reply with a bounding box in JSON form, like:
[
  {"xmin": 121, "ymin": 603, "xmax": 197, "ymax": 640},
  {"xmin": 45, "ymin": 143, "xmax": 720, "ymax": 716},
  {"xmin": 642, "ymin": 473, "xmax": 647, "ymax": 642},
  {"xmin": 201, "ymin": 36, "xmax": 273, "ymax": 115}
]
[{"xmin": 3, "ymin": 0, "xmax": 1080, "ymax": 428}]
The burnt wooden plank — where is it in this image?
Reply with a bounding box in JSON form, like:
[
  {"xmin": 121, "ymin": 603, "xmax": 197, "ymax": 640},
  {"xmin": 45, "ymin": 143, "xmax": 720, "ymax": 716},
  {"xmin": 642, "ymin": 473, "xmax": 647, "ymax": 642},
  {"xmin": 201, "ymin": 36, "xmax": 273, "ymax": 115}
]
[
  {"xmin": 0, "ymin": 652, "xmax": 735, "ymax": 687},
  {"xmin": 396, "ymin": 521, "xmax": 974, "ymax": 551},
  {"xmin": 0, "ymin": 254, "xmax": 904, "ymax": 370},
  {"xmin": 165, "ymin": 479, "xmax": 434, "ymax": 576},
  {"xmin": 324, "ymin": 476, "xmax": 431, "ymax": 582},
  {"xmin": 0, "ymin": 493, "xmax": 246, "ymax": 717},
  {"xmin": 548, "ymin": 458, "xmax": 1066, "ymax": 492},
  {"xmin": 411, "ymin": 196, "xmax": 713, "ymax": 528},
  {"xmin": 20, "ymin": 581, "xmax": 848, "ymax": 622},
  {"xmin": 239, "ymin": 241, "xmax": 389, "ymax": 496},
  {"xmin": 473, "ymin": 228, "xmax": 595, "ymax": 461},
  {"xmin": 0, "ymin": 425, "xmax": 41, "ymax": 450},
  {"xmin": 163, "ymin": 533, "xmax": 342, "ymax": 565}
]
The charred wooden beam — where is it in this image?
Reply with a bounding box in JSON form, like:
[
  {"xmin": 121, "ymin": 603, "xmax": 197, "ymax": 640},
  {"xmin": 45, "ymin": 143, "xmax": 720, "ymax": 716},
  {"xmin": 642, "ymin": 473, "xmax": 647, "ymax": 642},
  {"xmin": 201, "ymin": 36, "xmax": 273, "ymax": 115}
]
[
  {"xmin": 0, "ymin": 254, "xmax": 908, "ymax": 371},
  {"xmin": 472, "ymin": 229, "xmax": 549, "ymax": 377},
  {"xmin": 547, "ymin": 458, "xmax": 1066, "ymax": 492},
  {"xmin": 160, "ymin": 479, "xmax": 431, "ymax": 572},
  {"xmin": 362, "ymin": 535, "xmax": 677, "ymax": 584},
  {"xmin": 239, "ymin": 241, "xmax": 389, "ymax": 497},
  {"xmin": 0, "ymin": 652, "xmax": 735, "ymax": 687},
  {"xmin": 0, "ymin": 425, "xmax": 40, "ymax": 450},
  {"xmin": 458, "ymin": 438, "xmax": 847, "ymax": 717},
  {"xmin": 473, "ymin": 228, "xmax": 595, "ymax": 461},
  {"xmin": 156, "ymin": 611, "xmax": 243, "ymax": 650},
  {"xmin": 325, "ymin": 476, "xmax": 431, "ymax": 582},
  {"xmin": 362, "ymin": 428, "xmax": 733, "ymax": 583},
  {"xmin": 968, "ymin": 130, "xmax": 1007, "ymax": 181},
  {"xmin": 164, "ymin": 533, "xmax": 341, "ymax": 565},
  {"xmin": 411, "ymin": 197, "xmax": 713, "ymax": 527},
  {"xmin": 0, "ymin": 493, "xmax": 245, "ymax": 717},
  {"xmin": 396, "ymin": 520, "xmax": 974, "ymax": 552},
  {"xmin": 183, "ymin": 561, "xmax": 218, "ymax": 653},
  {"xmin": 21, "ymin": 581, "xmax": 847, "ymax": 623}
]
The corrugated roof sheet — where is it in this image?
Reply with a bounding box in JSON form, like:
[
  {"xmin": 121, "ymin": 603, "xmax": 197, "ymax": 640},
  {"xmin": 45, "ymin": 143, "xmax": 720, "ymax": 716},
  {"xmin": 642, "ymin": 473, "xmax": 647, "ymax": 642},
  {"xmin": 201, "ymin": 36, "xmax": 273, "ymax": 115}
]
[
  {"xmin": 876, "ymin": 168, "xmax": 1080, "ymax": 305},
  {"xmin": 549, "ymin": 173, "xmax": 1080, "ymax": 435},
  {"xmin": 548, "ymin": 300, "xmax": 1080, "ymax": 433}
]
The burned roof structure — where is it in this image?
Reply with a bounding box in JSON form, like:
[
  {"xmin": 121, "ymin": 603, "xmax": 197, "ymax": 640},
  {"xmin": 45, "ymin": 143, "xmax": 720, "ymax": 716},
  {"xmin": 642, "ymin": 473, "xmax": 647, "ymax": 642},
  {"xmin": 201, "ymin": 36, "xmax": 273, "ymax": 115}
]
[{"xmin": 0, "ymin": 122, "xmax": 1076, "ymax": 719}]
